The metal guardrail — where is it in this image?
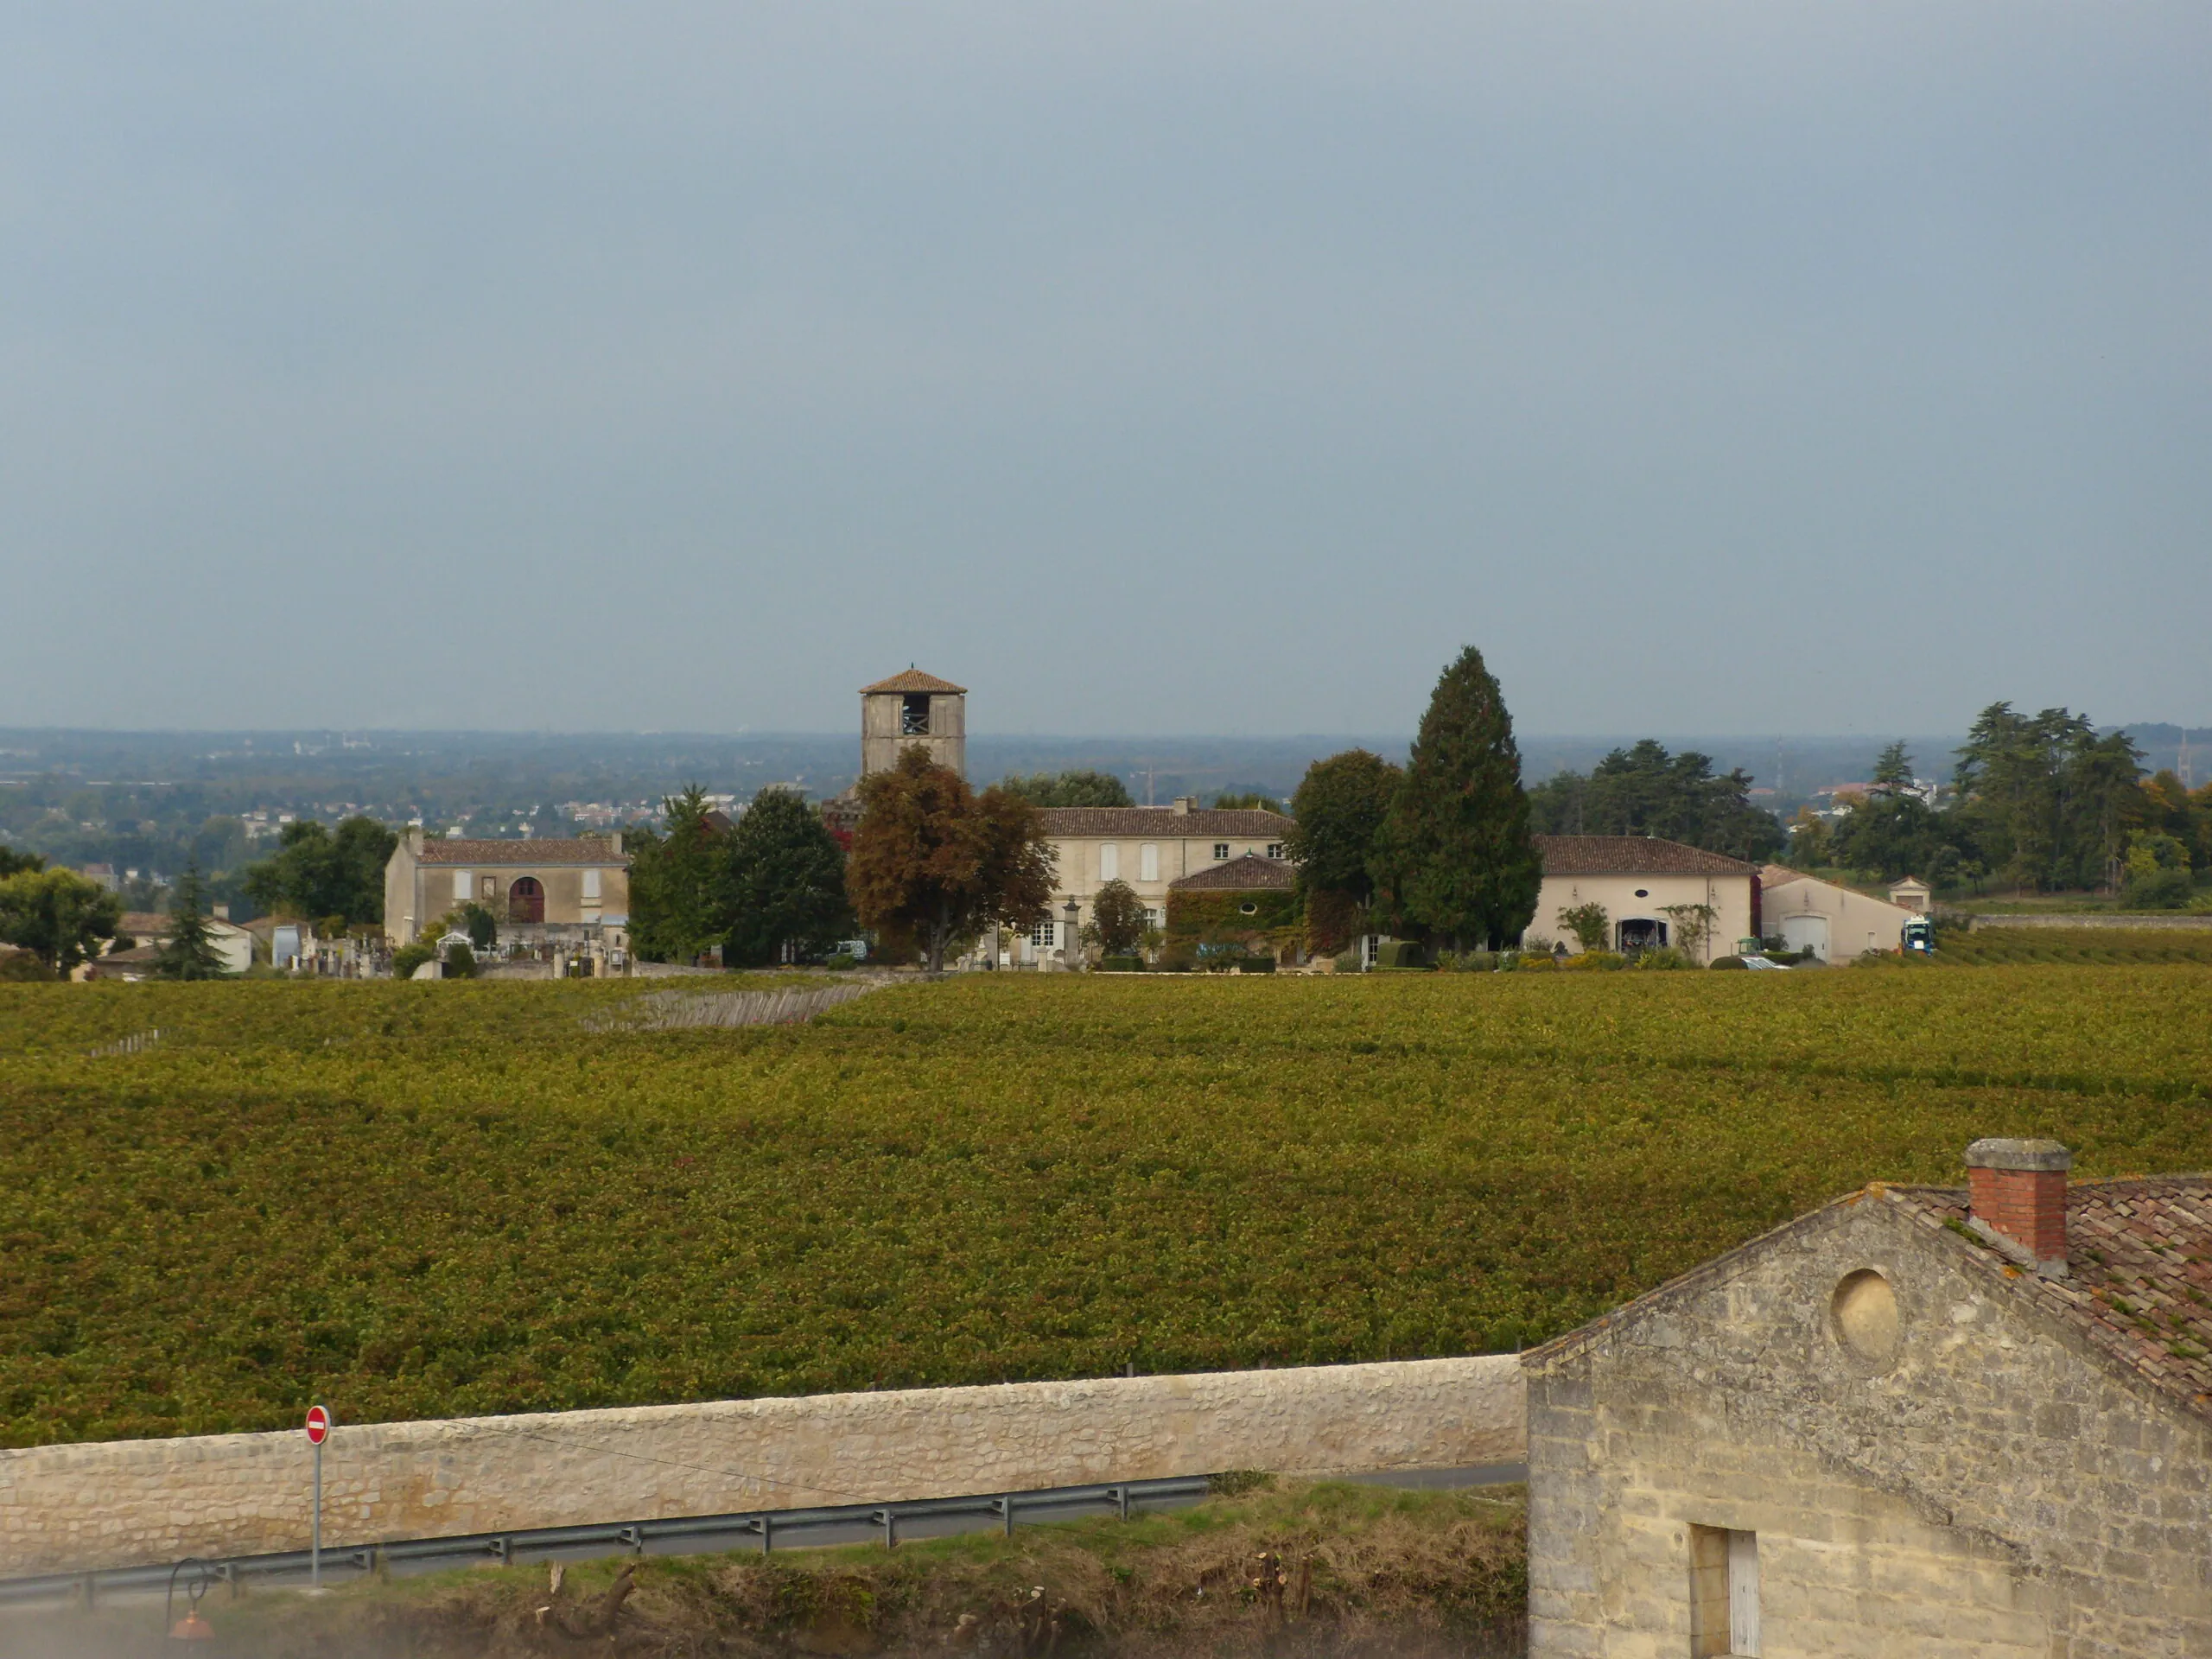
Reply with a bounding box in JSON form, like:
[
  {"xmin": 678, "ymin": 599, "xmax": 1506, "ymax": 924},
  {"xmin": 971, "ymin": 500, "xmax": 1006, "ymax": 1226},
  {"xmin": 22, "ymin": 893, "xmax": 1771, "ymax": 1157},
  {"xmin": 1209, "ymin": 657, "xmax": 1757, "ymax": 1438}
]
[{"xmin": 0, "ymin": 1475, "xmax": 1217, "ymax": 1608}]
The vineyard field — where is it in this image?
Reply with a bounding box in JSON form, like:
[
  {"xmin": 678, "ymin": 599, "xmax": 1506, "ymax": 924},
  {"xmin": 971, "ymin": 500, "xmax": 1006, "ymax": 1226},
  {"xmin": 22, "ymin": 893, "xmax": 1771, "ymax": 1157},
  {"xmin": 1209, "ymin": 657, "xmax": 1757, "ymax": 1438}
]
[
  {"xmin": 1935, "ymin": 927, "xmax": 2212, "ymax": 967},
  {"xmin": 4, "ymin": 967, "xmax": 2209, "ymax": 1446}
]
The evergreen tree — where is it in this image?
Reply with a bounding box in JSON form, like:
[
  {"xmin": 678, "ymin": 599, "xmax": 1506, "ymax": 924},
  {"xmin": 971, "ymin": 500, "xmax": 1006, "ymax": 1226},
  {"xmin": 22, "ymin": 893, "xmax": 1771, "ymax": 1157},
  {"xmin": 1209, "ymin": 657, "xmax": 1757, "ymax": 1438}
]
[
  {"xmin": 998, "ymin": 770, "xmax": 1135, "ymax": 808},
  {"xmin": 242, "ymin": 816, "xmax": 397, "ymax": 925},
  {"xmin": 726, "ymin": 788, "xmax": 854, "ymax": 966},
  {"xmin": 1524, "ymin": 741, "xmax": 1783, "ymax": 861},
  {"xmin": 1287, "ymin": 749, "xmax": 1401, "ymax": 907},
  {"xmin": 1379, "ymin": 646, "xmax": 1542, "ymax": 950},
  {"xmin": 153, "ymin": 864, "xmax": 229, "ymax": 979},
  {"xmin": 625, "ymin": 785, "xmax": 736, "ymax": 963},
  {"xmin": 1870, "ymin": 741, "xmax": 1915, "ymax": 795}
]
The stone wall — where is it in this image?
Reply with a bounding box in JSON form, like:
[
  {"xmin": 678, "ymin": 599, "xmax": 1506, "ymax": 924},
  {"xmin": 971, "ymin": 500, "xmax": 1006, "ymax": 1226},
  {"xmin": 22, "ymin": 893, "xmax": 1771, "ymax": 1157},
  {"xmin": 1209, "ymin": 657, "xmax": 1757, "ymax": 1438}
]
[
  {"xmin": 1523, "ymin": 1192, "xmax": 2212, "ymax": 1657},
  {"xmin": 1966, "ymin": 912, "xmax": 2212, "ymax": 931},
  {"xmin": 0, "ymin": 1357, "xmax": 1524, "ymax": 1578}
]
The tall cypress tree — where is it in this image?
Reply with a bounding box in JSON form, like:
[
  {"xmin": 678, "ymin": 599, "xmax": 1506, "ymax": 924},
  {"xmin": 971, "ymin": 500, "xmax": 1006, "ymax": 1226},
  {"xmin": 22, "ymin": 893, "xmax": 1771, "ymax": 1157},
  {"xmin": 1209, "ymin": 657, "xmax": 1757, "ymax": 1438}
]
[
  {"xmin": 154, "ymin": 863, "xmax": 230, "ymax": 980},
  {"xmin": 1381, "ymin": 645, "xmax": 1542, "ymax": 951}
]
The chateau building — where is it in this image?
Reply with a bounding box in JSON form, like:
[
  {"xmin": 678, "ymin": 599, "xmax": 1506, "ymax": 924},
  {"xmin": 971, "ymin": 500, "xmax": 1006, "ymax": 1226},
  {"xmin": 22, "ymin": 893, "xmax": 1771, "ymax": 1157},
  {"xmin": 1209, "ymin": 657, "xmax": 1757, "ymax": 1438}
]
[{"xmin": 1019, "ymin": 800, "xmax": 1296, "ymax": 964}]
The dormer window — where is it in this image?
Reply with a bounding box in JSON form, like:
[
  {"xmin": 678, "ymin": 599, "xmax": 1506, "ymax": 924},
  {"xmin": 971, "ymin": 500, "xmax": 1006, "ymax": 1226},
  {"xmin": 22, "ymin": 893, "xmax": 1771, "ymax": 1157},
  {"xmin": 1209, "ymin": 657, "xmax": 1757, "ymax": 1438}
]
[
  {"xmin": 1213, "ymin": 842, "xmax": 1230, "ymax": 860},
  {"xmin": 1267, "ymin": 843, "xmax": 1283, "ymax": 860}
]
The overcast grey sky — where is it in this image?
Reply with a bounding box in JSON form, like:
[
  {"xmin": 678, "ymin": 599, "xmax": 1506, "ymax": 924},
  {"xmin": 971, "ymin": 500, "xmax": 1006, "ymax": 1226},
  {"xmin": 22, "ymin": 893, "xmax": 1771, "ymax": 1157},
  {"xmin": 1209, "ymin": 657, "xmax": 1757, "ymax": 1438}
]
[{"xmin": 3, "ymin": 3, "xmax": 2206, "ymax": 737}]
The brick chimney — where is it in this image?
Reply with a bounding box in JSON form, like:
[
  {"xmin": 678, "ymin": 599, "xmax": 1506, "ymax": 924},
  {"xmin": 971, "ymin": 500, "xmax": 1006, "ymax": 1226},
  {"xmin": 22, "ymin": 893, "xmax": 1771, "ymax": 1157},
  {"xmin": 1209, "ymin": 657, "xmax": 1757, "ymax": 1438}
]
[{"xmin": 1964, "ymin": 1138, "xmax": 2071, "ymax": 1278}]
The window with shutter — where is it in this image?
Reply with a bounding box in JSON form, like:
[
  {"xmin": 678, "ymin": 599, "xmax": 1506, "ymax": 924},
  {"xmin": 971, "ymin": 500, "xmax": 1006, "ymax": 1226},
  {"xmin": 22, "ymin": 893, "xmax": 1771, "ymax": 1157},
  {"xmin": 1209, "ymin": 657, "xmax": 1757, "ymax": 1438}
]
[
  {"xmin": 1139, "ymin": 843, "xmax": 1159, "ymax": 882},
  {"xmin": 1100, "ymin": 843, "xmax": 1119, "ymax": 881},
  {"xmin": 453, "ymin": 870, "xmax": 472, "ymax": 906}
]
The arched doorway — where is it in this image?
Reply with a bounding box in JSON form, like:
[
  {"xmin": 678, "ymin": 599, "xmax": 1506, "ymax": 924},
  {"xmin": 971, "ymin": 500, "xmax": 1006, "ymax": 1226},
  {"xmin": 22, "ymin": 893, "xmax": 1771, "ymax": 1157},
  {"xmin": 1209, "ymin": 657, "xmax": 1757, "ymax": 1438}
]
[
  {"xmin": 508, "ymin": 876, "xmax": 544, "ymax": 925},
  {"xmin": 1617, "ymin": 918, "xmax": 1668, "ymax": 957}
]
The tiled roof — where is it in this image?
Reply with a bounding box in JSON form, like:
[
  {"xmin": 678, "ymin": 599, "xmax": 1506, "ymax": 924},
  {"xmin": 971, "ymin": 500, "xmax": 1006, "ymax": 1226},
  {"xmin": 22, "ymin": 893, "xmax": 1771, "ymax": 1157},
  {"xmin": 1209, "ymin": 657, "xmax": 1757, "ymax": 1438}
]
[
  {"xmin": 414, "ymin": 837, "xmax": 627, "ymax": 867},
  {"xmin": 1169, "ymin": 853, "xmax": 1296, "ymax": 892},
  {"xmin": 1885, "ymin": 1179, "xmax": 2212, "ymax": 1420},
  {"xmin": 1037, "ymin": 806, "xmax": 1295, "ymax": 838},
  {"xmin": 1535, "ymin": 835, "xmax": 1757, "ymax": 877},
  {"xmin": 860, "ymin": 669, "xmax": 967, "ymax": 695}
]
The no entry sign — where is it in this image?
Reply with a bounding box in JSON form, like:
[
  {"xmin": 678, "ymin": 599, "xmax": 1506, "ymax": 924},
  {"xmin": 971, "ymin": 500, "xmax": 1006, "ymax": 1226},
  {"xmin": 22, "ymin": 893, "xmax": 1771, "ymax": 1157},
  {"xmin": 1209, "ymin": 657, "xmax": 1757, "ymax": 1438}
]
[{"xmin": 305, "ymin": 1404, "xmax": 331, "ymax": 1446}]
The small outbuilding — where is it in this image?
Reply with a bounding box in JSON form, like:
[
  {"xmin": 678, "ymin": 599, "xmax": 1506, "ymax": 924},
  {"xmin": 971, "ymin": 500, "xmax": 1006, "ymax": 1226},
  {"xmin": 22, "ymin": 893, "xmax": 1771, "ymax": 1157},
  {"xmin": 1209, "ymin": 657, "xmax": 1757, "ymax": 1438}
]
[
  {"xmin": 1759, "ymin": 865, "xmax": 1917, "ymax": 962},
  {"xmin": 1523, "ymin": 1139, "xmax": 2212, "ymax": 1655}
]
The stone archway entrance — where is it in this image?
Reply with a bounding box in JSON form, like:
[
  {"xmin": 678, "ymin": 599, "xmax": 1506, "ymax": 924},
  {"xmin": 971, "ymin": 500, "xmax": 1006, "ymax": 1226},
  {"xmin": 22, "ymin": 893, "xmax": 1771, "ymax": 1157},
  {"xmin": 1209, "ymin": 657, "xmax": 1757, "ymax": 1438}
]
[{"xmin": 508, "ymin": 876, "xmax": 545, "ymax": 925}]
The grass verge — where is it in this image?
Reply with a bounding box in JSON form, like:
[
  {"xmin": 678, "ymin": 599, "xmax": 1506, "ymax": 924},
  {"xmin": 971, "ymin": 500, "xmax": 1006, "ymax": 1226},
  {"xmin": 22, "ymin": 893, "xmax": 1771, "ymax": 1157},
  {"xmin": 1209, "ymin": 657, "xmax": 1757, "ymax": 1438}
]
[{"xmin": 6, "ymin": 1480, "xmax": 1529, "ymax": 1659}]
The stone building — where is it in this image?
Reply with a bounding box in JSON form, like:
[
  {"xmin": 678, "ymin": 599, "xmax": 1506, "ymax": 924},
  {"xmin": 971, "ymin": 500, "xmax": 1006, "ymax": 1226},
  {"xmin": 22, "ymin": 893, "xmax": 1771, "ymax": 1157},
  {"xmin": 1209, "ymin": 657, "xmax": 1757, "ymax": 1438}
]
[
  {"xmin": 1523, "ymin": 1138, "xmax": 2212, "ymax": 1656},
  {"xmin": 861, "ymin": 668, "xmax": 967, "ymax": 779},
  {"xmin": 383, "ymin": 830, "xmax": 631, "ymax": 949},
  {"xmin": 1527, "ymin": 836, "xmax": 1758, "ymax": 962}
]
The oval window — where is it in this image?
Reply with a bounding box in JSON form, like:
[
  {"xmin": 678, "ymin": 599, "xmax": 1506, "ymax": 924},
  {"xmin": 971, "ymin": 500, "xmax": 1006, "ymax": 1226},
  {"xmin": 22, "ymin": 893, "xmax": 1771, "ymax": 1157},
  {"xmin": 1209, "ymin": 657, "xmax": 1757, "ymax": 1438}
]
[
  {"xmin": 1239, "ymin": 902, "xmax": 1259, "ymax": 915},
  {"xmin": 1832, "ymin": 1269, "xmax": 1899, "ymax": 1364},
  {"xmin": 1634, "ymin": 888, "xmax": 1649, "ymax": 899}
]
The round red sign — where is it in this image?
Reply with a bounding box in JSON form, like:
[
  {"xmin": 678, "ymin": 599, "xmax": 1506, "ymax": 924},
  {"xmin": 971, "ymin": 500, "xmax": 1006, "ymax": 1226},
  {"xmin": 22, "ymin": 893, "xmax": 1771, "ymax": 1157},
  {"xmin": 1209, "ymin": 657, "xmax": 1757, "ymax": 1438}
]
[{"xmin": 305, "ymin": 1404, "xmax": 331, "ymax": 1446}]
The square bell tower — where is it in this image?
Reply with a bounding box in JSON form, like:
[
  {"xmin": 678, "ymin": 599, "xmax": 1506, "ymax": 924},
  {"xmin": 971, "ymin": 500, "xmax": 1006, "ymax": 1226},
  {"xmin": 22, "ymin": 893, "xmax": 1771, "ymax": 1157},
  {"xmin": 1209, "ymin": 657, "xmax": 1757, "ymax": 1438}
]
[{"xmin": 860, "ymin": 669, "xmax": 967, "ymax": 779}]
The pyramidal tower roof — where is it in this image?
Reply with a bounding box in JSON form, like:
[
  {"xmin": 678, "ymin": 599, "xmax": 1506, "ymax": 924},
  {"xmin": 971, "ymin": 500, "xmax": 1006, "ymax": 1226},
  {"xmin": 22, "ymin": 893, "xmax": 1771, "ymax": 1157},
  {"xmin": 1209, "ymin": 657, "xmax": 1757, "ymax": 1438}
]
[{"xmin": 860, "ymin": 668, "xmax": 967, "ymax": 695}]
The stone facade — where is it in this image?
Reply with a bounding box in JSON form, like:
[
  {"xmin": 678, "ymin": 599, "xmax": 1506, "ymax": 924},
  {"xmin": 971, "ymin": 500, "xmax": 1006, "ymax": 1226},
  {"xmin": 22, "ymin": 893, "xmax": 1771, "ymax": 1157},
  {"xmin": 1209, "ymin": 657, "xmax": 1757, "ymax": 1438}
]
[
  {"xmin": 383, "ymin": 831, "xmax": 631, "ymax": 947},
  {"xmin": 0, "ymin": 1357, "xmax": 1523, "ymax": 1577},
  {"xmin": 1523, "ymin": 1185, "xmax": 2212, "ymax": 1657}
]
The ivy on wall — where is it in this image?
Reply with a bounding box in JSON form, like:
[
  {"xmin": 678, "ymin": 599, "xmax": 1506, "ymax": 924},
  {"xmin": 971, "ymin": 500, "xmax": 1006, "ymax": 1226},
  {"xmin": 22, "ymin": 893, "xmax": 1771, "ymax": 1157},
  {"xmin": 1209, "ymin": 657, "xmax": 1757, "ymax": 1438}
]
[{"xmin": 1166, "ymin": 889, "xmax": 1303, "ymax": 946}]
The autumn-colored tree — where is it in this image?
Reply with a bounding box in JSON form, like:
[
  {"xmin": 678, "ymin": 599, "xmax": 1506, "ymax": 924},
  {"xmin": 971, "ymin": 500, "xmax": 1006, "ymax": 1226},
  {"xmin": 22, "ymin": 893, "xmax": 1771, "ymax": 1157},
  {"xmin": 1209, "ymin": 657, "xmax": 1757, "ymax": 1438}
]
[
  {"xmin": 1089, "ymin": 878, "xmax": 1152, "ymax": 957},
  {"xmin": 846, "ymin": 748, "xmax": 1057, "ymax": 972}
]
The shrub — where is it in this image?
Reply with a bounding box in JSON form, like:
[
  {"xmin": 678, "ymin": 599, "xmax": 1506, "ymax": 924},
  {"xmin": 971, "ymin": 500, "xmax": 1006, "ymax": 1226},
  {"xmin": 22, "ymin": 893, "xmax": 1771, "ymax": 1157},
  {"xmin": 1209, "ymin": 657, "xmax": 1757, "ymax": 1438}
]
[
  {"xmin": 443, "ymin": 944, "xmax": 478, "ymax": 979},
  {"xmin": 1555, "ymin": 902, "xmax": 1610, "ymax": 954},
  {"xmin": 2123, "ymin": 869, "xmax": 2194, "ymax": 911},
  {"xmin": 1511, "ymin": 952, "xmax": 1557, "ymax": 972},
  {"xmin": 1560, "ymin": 950, "xmax": 1627, "ymax": 972},
  {"xmin": 1097, "ymin": 956, "xmax": 1146, "ymax": 973},
  {"xmin": 824, "ymin": 952, "xmax": 858, "ymax": 970},
  {"xmin": 1332, "ymin": 950, "xmax": 1363, "ymax": 974},
  {"xmin": 390, "ymin": 942, "xmax": 436, "ymax": 980},
  {"xmin": 1633, "ymin": 947, "xmax": 1691, "ymax": 971},
  {"xmin": 0, "ymin": 951, "xmax": 54, "ymax": 982},
  {"xmin": 1376, "ymin": 940, "xmax": 1428, "ymax": 970},
  {"xmin": 1709, "ymin": 955, "xmax": 1750, "ymax": 970}
]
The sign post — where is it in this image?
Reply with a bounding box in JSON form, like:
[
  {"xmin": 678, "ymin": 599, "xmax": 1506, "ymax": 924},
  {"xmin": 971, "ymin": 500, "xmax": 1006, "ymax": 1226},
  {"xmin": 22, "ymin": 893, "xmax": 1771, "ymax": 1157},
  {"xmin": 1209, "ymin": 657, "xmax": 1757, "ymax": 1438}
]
[{"xmin": 305, "ymin": 1405, "xmax": 332, "ymax": 1589}]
